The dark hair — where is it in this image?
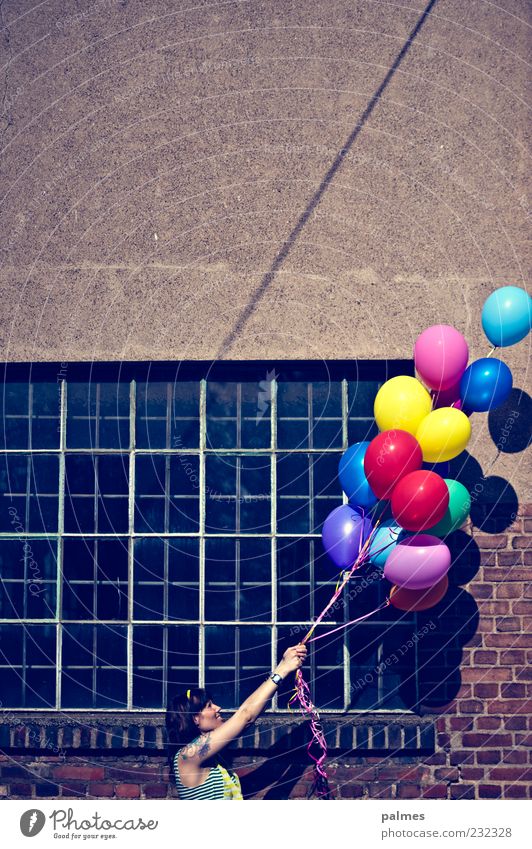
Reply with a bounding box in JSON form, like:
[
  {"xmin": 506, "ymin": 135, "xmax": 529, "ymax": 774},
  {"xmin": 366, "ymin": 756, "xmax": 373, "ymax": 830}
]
[{"xmin": 166, "ymin": 688, "xmax": 213, "ymax": 762}]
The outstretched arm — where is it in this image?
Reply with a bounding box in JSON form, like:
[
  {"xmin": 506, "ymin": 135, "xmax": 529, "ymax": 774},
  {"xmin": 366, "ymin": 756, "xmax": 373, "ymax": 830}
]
[{"xmin": 182, "ymin": 644, "xmax": 307, "ymax": 765}]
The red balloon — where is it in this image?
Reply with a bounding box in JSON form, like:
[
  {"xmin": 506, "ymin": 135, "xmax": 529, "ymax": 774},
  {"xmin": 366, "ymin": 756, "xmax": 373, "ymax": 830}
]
[
  {"xmin": 391, "ymin": 470, "xmax": 449, "ymax": 532},
  {"xmin": 363, "ymin": 430, "xmax": 423, "ymax": 500},
  {"xmin": 390, "ymin": 575, "xmax": 449, "ymax": 612}
]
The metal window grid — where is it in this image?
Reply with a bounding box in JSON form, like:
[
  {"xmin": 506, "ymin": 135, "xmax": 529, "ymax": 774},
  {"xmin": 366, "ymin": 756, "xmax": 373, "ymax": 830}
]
[{"xmin": 0, "ymin": 363, "xmax": 417, "ymax": 712}]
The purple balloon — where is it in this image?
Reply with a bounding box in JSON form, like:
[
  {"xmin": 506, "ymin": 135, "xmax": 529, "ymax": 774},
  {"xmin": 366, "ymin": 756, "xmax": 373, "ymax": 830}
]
[
  {"xmin": 383, "ymin": 534, "xmax": 451, "ymax": 590},
  {"xmin": 321, "ymin": 504, "xmax": 373, "ymax": 569}
]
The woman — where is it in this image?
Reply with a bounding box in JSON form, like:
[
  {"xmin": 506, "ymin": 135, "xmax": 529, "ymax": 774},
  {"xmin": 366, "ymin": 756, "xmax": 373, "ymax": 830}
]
[{"xmin": 166, "ymin": 643, "xmax": 307, "ymax": 800}]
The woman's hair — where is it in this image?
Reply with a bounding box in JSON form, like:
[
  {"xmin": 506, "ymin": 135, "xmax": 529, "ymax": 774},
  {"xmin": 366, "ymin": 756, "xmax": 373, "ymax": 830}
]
[{"xmin": 166, "ymin": 688, "xmax": 213, "ymax": 756}]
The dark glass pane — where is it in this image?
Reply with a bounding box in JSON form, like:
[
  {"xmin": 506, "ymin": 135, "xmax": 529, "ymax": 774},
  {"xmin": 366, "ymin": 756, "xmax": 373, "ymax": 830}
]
[
  {"xmin": 0, "ymin": 667, "xmax": 23, "ymax": 706},
  {"xmin": 349, "ymin": 627, "xmax": 380, "ymax": 709},
  {"xmin": 0, "ymin": 539, "xmax": 27, "ymax": 579},
  {"xmin": 26, "ymin": 583, "xmax": 56, "ymax": 618},
  {"xmin": 1, "ymin": 417, "xmax": 29, "ymax": 449},
  {"xmin": 205, "ymin": 626, "xmax": 236, "ymax": 708},
  {"xmin": 277, "ymin": 539, "xmax": 311, "ymax": 622},
  {"xmin": 136, "ymin": 381, "xmax": 199, "ymax": 450},
  {"xmin": 168, "ymin": 537, "xmax": 200, "ymax": 583},
  {"xmin": 0, "ymin": 582, "xmax": 23, "ymax": 617},
  {"xmin": 31, "ymin": 383, "xmax": 60, "ymax": 449},
  {"xmin": 0, "ymin": 624, "xmax": 24, "ymax": 664},
  {"xmin": 134, "ymin": 537, "xmax": 164, "ymax": 581},
  {"xmin": 62, "ymin": 582, "xmax": 94, "ymax": 619},
  {"xmin": 25, "ymin": 667, "xmax": 56, "ymax": 708},
  {"xmin": 63, "ymin": 538, "xmax": 95, "ymax": 581},
  {"xmin": 348, "ymin": 380, "xmax": 380, "ymax": 417},
  {"xmin": 67, "ymin": 381, "xmax": 129, "ymax": 449}
]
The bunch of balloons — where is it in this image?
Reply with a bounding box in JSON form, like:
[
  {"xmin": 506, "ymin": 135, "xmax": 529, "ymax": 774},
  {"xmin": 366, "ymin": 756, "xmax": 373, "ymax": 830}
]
[{"xmin": 322, "ymin": 285, "xmax": 531, "ymax": 613}]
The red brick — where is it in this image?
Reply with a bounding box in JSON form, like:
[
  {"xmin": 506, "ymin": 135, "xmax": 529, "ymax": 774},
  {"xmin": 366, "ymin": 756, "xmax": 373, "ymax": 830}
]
[
  {"xmin": 450, "ymin": 784, "xmax": 476, "ymax": 799},
  {"xmin": 450, "ymin": 717, "xmax": 474, "ymax": 731},
  {"xmin": 340, "ymin": 783, "xmax": 364, "ymax": 798},
  {"xmin": 484, "ymin": 567, "xmax": 528, "ymax": 581},
  {"xmin": 397, "ymin": 784, "xmax": 421, "ymax": 798},
  {"xmin": 481, "ymin": 601, "xmax": 510, "ymax": 615},
  {"xmin": 434, "ymin": 767, "xmax": 459, "ymax": 781},
  {"xmin": 487, "ymin": 699, "xmax": 532, "ymax": 714},
  {"xmin": 116, "ymin": 784, "xmax": 140, "ymax": 798},
  {"xmin": 474, "ymin": 583, "xmax": 493, "ymax": 599},
  {"xmin": 486, "ymin": 635, "xmax": 532, "ymax": 648},
  {"xmin": 512, "ymin": 601, "xmax": 532, "ymax": 614},
  {"xmin": 88, "ymin": 783, "xmax": 114, "ymax": 797},
  {"xmin": 450, "ymin": 750, "xmax": 475, "ymax": 765},
  {"xmin": 489, "ymin": 767, "xmax": 532, "ymax": 781},
  {"xmin": 473, "ymin": 650, "xmax": 498, "ymax": 665},
  {"xmin": 502, "ymin": 750, "xmax": 528, "ymax": 764},
  {"xmin": 496, "ymin": 616, "xmax": 521, "ymax": 632},
  {"xmin": 516, "ymin": 667, "xmax": 532, "ymax": 681},
  {"xmin": 8, "ymin": 783, "xmax": 32, "ymax": 796},
  {"xmin": 479, "ymin": 784, "xmax": 502, "ymax": 798},
  {"xmin": 458, "ymin": 699, "xmax": 485, "ymax": 714},
  {"xmin": 512, "ymin": 537, "xmax": 531, "ymax": 549},
  {"xmin": 501, "ymin": 683, "xmax": 527, "ymax": 698},
  {"xmin": 144, "ymin": 783, "xmax": 168, "ymax": 798},
  {"xmin": 504, "ymin": 716, "xmax": 528, "ymax": 730},
  {"xmin": 500, "ymin": 649, "xmax": 526, "ymax": 664},
  {"xmin": 498, "ymin": 553, "xmax": 524, "ymax": 568},
  {"xmin": 477, "ymin": 717, "xmax": 502, "ymax": 730},
  {"xmin": 422, "ymin": 784, "xmax": 447, "ymax": 798},
  {"xmin": 59, "ymin": 782, "xmax": 88, "ymax": 797},
  {"xmin": 462, "ymin": 733, "xmax": 511, "ymax": 747},
  {"xmin": 54, "ymin": 766, "xmax": 105, "ymax": 781},
  {"xmin": 476, "ymin": 750, "xmax": 502, "ymax": 765},
  {"xmin": 476, "ymin": 534, "xmax": 508, "ymax": 549},
  {"xmin": 105, "ymin": 766, "xmax": 161, "ymax": 782},
  {"xmin": 368, "ymin": 783, "xmax": 393, "ymax": 798},
  {"xmin": 462, "ymin": 667, "xmax": 512, "ymax": 682},
  {"xmin": 496, "ymin": 584, "xmax": 524, "ymax": 599},
  {"xmin": 473, "ymin": 684, "xmax": 499, "ymax": 698},
  {"xmin": 515, "ymin": 733, "xmax": 532, "ymax": 745},
  {"xmin": 460, "ymin": 767, "xmax": 485, "ymax": 780},
  {"xmin": 504, "ymin": 784, "xmax": 528, "ymax": 798}
]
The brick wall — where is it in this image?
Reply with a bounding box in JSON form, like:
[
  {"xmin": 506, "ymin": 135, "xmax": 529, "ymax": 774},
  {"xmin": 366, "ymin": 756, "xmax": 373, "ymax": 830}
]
[{"xmin": 1, "ymin": 505, "xmax": 530, "ymax": 801}]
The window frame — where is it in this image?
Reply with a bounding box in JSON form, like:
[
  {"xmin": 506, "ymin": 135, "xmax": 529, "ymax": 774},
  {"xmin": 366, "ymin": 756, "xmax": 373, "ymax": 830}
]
[{"xmin": 0, "ymin": 360, "xmax": 419, "ymax": 713}]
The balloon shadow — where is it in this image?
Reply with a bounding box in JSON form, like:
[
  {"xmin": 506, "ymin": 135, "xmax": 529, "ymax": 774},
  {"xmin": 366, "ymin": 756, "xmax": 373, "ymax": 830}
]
[
  {"xmin": 448, "ymin": 451, "xmax": 519, "ymax": 533},
  {"xmin": 415, "ymin": 585, "xmax": 479, "ymax": 708},
  {"xmin": 488, "ymin": 388, "xmax": 532, "ymax": 454}
]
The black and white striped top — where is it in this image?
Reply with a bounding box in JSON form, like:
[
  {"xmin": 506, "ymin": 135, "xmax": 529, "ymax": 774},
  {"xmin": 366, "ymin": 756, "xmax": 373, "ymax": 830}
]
[{"xmin": 173, "ymin": 750, "xmax": 243, "ymax": 800}]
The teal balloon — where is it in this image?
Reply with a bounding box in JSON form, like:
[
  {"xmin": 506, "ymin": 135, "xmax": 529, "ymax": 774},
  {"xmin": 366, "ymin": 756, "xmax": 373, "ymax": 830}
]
[
  {"xmin": 425, "ymin": 479, "xmax": 471, "ymax": 537},
  {"xmin": 368, "ymin": 520, "xmax": 408, "ymax": 570},
  {"xmin": 482, "ymin": 286, "xmax": 532, "ymax": 348},
  {"xmin": 460, "ymin": 358, "xmax": 512, "ymax": 412},
  {"xmin": 338, "ymin": 442, "xmax": 378, "ymax": 509}
]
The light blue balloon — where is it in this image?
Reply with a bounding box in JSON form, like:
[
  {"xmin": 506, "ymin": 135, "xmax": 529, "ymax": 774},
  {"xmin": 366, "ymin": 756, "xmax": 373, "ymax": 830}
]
[
  {"xmin": 368, "ymin": 520, "xmax": 408, "ymax": 570},
  {"xmin": 481, "ymin": 286, "xmax": 532, "ymax": 348},
  {"xmin": 338, "ymin": 442, "xmax": 378, "ymax": 509}
]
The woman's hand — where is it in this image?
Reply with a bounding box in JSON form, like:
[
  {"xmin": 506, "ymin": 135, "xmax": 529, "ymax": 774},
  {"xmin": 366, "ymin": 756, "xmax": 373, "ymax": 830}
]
[{"xmin": 275, "ymin": 643, "xmax": 307, "ymax": 676}]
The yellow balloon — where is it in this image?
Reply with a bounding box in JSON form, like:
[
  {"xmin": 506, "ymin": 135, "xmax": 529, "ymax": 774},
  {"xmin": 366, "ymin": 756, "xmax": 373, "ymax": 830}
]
[
  {"xmin": 416, "ymin": 407, "xmax": 471, "ymax": 462},
  {"xmin": 374, "ymin": 376, "xmax": 432, "ymax": 435}
]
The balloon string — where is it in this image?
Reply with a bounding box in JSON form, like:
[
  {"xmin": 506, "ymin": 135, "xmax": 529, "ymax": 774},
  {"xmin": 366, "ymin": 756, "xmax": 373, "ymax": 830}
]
[
  {"xmin": 307, "ymin": 598, "xmax": 391, "ymax": 642},
  {"xmin": 487, "ymin": 345, "xmax": 496, "ymax": 358}
]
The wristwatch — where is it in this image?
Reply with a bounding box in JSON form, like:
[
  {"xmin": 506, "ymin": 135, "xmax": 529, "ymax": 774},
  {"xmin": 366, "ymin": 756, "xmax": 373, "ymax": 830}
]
[{"xmin": 269, "ymin": 672, "xmax": 284, "ymax": 686}]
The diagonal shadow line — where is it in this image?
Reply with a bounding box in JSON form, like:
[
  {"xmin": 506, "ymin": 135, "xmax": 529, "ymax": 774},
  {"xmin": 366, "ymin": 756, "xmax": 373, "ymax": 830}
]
[{"xmin": 216, "ymin": 0, "xmax": 439, "ymax": 358}]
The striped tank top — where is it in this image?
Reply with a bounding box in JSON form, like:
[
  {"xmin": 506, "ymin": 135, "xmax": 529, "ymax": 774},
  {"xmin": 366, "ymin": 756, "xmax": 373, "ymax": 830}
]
[{"xmin": 173, "ymin": 749, "xmax": 243, "ymax": 800}]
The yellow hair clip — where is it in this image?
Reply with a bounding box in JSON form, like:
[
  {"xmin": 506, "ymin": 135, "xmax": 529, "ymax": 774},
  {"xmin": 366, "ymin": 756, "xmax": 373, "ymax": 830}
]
[{"xmin": 186, "ymin": 689, "xmax": 191, "ymax": 700}]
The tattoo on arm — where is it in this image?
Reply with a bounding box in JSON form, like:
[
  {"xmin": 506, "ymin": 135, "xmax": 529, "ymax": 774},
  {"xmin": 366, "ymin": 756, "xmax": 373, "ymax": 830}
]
[{"xmin": 181, "ymin": 733, "xmax": 211, "ymax": 761}]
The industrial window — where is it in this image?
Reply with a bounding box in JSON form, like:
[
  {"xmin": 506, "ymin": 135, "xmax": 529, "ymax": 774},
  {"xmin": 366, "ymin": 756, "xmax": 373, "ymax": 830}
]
[{"xmin": 0, "ymin": 361, "xmax": 419, "ymax": 712}]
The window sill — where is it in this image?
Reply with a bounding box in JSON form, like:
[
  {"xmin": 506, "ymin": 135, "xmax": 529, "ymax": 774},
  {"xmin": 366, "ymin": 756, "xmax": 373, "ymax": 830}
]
[{"xmin": 0, "ymin": 712, "xmax": 436, "ymax": 755}]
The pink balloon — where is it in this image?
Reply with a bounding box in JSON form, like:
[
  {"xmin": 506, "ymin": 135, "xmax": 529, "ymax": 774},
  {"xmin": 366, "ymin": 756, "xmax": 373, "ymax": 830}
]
[
  {"xmin": 383, "ymin": 534, "xmax": 451, "ymax": 590},
  {"xmin": 414, "ymin": 325, "xmax": 469, "ymax": 391}
]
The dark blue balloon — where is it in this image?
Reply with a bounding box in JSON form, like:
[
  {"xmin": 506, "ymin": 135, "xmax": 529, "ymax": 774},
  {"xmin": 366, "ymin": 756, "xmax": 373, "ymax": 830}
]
[
  {"xmin": 460, "ymin": 358, "xmax": 513, "ymax": 412},
  {"xmin": 338, "ymin": 442, "xmax": 378, "ymax": 509}
]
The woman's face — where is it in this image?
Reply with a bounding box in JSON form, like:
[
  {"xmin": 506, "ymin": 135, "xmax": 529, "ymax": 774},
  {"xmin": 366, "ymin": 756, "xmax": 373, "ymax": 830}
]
[{"xmin": 194, "ymin": 699, "xmax": 224, "ymax": 732}]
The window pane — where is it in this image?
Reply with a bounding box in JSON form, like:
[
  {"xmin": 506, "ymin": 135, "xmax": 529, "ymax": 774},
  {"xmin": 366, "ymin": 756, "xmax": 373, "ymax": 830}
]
[
  {"xmin": 67, "ymin": 381, "xmax": 130, "ymax": 448},
  {"xmin": 136, "ymin": 381, "xmax": 199, "ymax": 449},
  {"xmin": 62, "ymin": 538, "xmax": 128, "ymax": 621},
  {"xmin": 0, "ymin": 624, "xmax": 56, "ymax": 708},
  {"xmin": 205, "ymin": 625, "xmax": 270, "ymax": 709},
  {"xmin": 65, "ymin": 454, "xmax": 128, "ymax": 533},
  {"xmin": 0, "ymin": 454, "xmax": 59, "ymax": 532},
  {"xmin": 205, "ymin": 538, "xmax": 271, "ymax": 622},
  {"xmin": 206, "ymin": 379, "xmax": 271, "ymax": 449},
  {"xmin": 0, "ymin": 538, "xmax": 57, "ymax": 619},
  {"xmin": 205, "ymin": 455, "xmax": 270, "ymax": 533},
  {"xmin": 133, "ymin": 624, "xmax": 198, "ymax": 708},
  {"xmin": 62, "ymin": 624, "xmax": 127, "ymax": 708}
]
